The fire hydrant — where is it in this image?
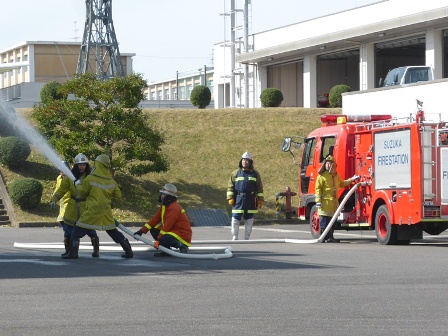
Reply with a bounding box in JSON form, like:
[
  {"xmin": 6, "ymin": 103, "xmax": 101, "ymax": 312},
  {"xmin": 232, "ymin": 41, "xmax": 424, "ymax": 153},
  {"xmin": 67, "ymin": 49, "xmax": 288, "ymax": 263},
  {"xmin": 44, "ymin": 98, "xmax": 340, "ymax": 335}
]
[{"xmin": 275, "ymin": 186, "xmax": 297, "ymax": 219}]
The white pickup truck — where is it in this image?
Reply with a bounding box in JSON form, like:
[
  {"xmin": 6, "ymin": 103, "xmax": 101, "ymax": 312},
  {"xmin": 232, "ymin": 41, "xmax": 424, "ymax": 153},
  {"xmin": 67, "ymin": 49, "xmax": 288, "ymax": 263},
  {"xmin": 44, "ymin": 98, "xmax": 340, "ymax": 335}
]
[{"xmin": 379, "ymin": 66, "xmax": 434, "ymax": 87}]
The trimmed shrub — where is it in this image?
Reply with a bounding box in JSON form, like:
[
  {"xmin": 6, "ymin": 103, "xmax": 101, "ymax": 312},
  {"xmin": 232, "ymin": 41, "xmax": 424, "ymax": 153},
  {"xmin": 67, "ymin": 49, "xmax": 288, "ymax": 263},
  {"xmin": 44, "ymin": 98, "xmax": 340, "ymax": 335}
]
[
  {"xmin": 0, "ymin": 121, "xmax": 14, "ymax": 137},
  {"xmin": 190, "ymin": 85, "xmax": 211, "ymax": 109},
  {"xmin": 329, "ymin": 84, "xmax": 351, "ymax": 108},
  {"xmin": 40, "ymin": 81, "xmax": 67, "ymax": 104},
  {"xmin": 260, "ymin": 88, "xmax": 283, "ymax": 107},
  {"xmin": 0, "ymin": 136, "xmax": 31, "ymax": 168},
  {"xmin": 9, "ymin": 178, "xmax": 43, "ymax": 209}
]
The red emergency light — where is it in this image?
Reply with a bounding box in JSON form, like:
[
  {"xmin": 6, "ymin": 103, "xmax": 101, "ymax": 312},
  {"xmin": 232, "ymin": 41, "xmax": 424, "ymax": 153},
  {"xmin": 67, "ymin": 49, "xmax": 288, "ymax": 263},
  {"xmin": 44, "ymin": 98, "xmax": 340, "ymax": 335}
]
[{"xmin": 320, "ymin": 114, "xmax": 392, "ymax": 125}]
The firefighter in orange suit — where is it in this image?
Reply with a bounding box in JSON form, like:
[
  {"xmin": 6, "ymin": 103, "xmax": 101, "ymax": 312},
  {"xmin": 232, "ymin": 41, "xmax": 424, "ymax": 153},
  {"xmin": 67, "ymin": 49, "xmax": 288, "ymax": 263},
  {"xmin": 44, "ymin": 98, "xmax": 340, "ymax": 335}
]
[
  {"xmin": 134, "ymin": 183, "xmax": 192, "ymax": 257},
  {"xmin": 315, "ymin": 155, "xmax": 358, "ymax": 243}
]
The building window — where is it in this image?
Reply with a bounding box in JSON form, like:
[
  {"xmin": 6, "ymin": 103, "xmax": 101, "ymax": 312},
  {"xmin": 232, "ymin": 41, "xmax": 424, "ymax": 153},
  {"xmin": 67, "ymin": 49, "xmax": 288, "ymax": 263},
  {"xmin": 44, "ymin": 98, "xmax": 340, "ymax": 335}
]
[{"xmin": 180, "ymin": 86, "xmax": 186, "ymax": 100}]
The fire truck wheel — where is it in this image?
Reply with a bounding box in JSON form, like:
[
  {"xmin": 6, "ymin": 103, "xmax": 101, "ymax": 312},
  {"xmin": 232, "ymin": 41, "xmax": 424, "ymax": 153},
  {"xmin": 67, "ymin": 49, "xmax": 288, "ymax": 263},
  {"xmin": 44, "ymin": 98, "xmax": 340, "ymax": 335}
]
[
  {"xmin": 375, "ymin": 205, "xmax": 397, "ymax": 245},
  {"xmin": 309, "ymin": 205, "xmax": 321, "ymax": 239}
]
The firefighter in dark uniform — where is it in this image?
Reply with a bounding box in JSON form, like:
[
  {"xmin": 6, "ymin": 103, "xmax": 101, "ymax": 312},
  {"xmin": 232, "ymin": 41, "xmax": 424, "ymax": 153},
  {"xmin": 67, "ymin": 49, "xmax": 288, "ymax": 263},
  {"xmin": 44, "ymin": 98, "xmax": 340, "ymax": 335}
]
[{"xmin": 227, "ymin": 152, "xmax": 264, "ymax": 240}]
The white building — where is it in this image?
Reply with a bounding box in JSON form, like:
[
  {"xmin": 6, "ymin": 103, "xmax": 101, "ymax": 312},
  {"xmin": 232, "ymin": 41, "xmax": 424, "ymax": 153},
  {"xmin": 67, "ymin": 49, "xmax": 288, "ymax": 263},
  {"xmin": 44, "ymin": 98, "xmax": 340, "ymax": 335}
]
[
  {"xmin": 146, "ymin": 67, "xmax": 214, "ymax": 101},
  {"xmin": 213, "ymin": 0, "xmax": 448, "ymax": 108}
]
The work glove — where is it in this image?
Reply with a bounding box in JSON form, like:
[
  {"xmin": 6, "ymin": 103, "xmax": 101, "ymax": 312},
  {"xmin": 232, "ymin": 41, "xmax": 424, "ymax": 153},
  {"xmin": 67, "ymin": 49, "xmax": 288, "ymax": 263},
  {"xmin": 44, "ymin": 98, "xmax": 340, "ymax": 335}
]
[
  {"xmin": 258, "ymin": 200, "xmax": 264, "ymax": 208},
  {"xmin": 74, "ymin": 180, "xmax": 81, "ymax": 186},
  {"xmin": 134, "ymin": 230, "xmax": 143, "ymax": 236},
  {"xmin": 350, "ymin": 175, "xmax": 360, "ymax": 181},
  {"xmin": 153, "ymin": 241, "xmax": 160, "ymax": 249},
  {"xmin": 228, "ymin": 199, "xmax": 234, "ymax": 206},
  {"xmin": 316, "ymin": 202, "xmax": 322, "ymax": 209},
  {"xmin": 50, "ymin": 201, "xmax": 56, "ymax": 210}
]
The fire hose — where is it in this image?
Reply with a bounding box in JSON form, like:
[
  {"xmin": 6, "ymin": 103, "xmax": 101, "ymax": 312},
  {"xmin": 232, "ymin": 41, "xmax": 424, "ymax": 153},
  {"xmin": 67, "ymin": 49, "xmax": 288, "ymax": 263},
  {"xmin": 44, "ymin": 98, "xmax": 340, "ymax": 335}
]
[
  {"xmin": 115, "ymin": 219, "xmax": 233, "ymax": 259},
  {"xmin": 14, "ymin": 184, "xmax": 363, "ymax": 255},
  {"xmin": 286, "ymin": 182, "xmax": 363, "ymax": 244}
]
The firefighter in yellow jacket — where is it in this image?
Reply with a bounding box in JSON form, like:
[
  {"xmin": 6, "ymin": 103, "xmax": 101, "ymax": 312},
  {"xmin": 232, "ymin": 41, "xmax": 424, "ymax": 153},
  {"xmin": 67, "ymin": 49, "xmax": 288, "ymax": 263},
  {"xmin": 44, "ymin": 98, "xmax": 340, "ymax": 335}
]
[
  {"xmin": 63, "ymin": 154, "xmax": 133, "ymax": 259},
  {"xmin": 53, "ymin": 162, "xmax": 71, "ymax": 227},
  {"xmin": 315, "ymin": 155, "xmax": 358, "ymax": 243},
  {"xmin": 50, "ymin": 155, "xmax": 99, "ymax": 258},
  {"xmin": 134, "ymin": 183, "xmax": 192, "ymax": 257}
]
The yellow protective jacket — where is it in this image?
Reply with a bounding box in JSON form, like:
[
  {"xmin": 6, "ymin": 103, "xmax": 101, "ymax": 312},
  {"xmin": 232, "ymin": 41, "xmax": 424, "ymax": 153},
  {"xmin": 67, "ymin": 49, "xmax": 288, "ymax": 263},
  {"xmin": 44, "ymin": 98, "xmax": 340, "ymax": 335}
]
[
  {"xmin": 315, "ymin": 170, "xmax": 351, "ymax": 217},
  {"xmin": 52, "ymin": 175, "xmax": 71, "ymax": 222},
  {"xmin": 76, "ymin": 162, "xmax": 122, "ymax": 231},
  {"xmin": 51, "ymin": 172, "xmax": 88, "ymax": 225}
]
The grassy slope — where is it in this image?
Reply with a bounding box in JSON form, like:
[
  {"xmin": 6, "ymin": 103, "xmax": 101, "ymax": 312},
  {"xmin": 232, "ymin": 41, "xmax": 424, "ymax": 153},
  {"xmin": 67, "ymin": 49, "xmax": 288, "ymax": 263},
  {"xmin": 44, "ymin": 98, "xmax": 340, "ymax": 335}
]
[{"xmin": 1, "ymin": 107, "xmax": 341, "ymax": 223}]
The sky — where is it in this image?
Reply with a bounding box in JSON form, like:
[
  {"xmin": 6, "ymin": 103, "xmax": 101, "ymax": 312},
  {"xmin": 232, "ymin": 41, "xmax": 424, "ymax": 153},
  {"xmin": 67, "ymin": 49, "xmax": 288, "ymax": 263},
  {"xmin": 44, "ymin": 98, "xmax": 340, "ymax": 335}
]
[{"xmin": 1, "ymin": 0, "xmax": 379, "ymax": 83}]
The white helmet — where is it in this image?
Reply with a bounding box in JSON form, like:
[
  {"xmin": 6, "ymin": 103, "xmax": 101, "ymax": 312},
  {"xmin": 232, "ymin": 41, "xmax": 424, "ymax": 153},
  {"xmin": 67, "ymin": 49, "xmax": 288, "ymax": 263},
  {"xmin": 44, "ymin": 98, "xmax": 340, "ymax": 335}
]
[
  {"xmin": 159, "ymin": 183, "xmax": 178, "ymax": 197},
  {"xmin": 74, "ymin": 153, "xmax": 88, "ymax": 164},
  {"xmin": 241, "ymin": 151, "xmax": 253, "ymax": 160}
]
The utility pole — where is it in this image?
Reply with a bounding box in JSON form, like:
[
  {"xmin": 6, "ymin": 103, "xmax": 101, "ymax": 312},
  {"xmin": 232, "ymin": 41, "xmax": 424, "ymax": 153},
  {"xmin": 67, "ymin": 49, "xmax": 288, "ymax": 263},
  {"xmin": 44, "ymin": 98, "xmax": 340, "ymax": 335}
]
[{"xmin": 77, "ymin": 0, "xmax": 124, "ymax": 79}]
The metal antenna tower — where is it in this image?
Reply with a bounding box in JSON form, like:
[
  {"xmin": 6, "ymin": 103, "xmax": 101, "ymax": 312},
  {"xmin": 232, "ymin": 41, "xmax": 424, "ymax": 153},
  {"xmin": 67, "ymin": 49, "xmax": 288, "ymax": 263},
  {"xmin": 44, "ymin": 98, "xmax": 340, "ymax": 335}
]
[{"xmin": 77, "ymin": 0, "xmax": 124, "ymax": 79}]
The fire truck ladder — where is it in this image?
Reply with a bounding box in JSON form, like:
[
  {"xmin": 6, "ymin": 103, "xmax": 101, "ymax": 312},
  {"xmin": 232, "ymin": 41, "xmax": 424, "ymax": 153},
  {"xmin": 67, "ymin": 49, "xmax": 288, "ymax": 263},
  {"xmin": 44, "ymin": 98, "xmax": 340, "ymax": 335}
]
[{"xmin": 421, "ymin": 124, "xmax": 437, "ymax": 201}]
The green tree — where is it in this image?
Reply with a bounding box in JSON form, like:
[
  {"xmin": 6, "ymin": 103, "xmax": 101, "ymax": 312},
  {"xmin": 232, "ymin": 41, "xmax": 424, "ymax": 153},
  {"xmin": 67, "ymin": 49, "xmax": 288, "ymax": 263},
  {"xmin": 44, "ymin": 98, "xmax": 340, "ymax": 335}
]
[
  {"xmin": 32, "ymin": 73, "xmax": 168, "ymax": 175},
  {"xmin": 190, "ymin": 85, "xmax": 211, "ymax": 109}
]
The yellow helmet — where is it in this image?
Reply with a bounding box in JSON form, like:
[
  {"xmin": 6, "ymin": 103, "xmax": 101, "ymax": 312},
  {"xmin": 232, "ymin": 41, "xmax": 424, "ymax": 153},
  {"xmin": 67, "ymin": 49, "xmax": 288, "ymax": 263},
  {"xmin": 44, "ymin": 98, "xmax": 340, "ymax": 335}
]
[
  {"xmin": 95, "ymin": 154, "xmax": 110, "ymax": 168},
  {"xmin": 325, "ymin": 155, "xmax": 334, "ymax": 162}
]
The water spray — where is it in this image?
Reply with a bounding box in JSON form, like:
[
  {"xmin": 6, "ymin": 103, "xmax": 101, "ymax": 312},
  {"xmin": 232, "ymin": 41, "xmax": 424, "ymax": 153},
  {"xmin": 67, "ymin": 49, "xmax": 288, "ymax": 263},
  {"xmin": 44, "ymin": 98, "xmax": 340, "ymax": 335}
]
[{"xmin": 0, "ymin": 100, "xmax": 75, "ymax": 180}]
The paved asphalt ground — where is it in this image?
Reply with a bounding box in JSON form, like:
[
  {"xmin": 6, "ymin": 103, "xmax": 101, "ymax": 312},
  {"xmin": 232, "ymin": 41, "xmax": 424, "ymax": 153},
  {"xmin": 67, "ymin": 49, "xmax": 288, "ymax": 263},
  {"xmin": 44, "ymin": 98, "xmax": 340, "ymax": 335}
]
[{"xmin": 1, "ymin": 223, "xmax": 448, "ymax": 336}]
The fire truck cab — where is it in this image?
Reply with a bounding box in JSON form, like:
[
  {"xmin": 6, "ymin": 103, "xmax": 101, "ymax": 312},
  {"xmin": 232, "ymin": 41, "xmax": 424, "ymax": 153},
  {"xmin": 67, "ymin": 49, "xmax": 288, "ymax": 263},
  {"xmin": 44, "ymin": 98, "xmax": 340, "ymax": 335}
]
[{"xmin": 283, "ymin": 112, "xmax": 448, "ymax": 245}]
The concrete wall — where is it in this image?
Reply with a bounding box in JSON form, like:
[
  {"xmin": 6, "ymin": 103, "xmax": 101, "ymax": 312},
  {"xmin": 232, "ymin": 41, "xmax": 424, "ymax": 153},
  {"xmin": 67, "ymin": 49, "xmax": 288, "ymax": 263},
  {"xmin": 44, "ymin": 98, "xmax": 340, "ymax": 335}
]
[
  {"xmin": 342, "ymin": 78, "xmax": 448, "ymax": 120},
  {"xmin": 139, "ymin": 100, "xmax": 214, "ymax": 109},
  {"xmin": 1, "ymin": 83, "xmax": 214, "ymax": 109},
  {"xmin": 1, "ymin": 82, "xmax": 44, "ymax": 107}
]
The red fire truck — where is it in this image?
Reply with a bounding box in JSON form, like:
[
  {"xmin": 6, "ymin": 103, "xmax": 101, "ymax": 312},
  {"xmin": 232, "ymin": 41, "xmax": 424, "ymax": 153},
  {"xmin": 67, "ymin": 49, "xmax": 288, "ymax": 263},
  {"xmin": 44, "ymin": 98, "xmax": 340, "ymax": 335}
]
[{"xmin": 282, "ymin": 109, "xmax": 448, "ymax": 244}]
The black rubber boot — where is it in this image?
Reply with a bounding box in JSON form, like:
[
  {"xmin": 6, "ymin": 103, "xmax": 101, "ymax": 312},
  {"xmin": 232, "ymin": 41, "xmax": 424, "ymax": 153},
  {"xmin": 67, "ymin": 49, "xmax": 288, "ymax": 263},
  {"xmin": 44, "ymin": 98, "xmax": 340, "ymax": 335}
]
[
  {"xmin": 119, "ymin": 238, "xmax": 133, "ymax": 258},
  {"xmin": 62, "ymin": 239, "xmax": 79, "ymax": 259},
  {"xmin": 177, "ymin": 241, "xmax": 189, "ymax": 254},
  {"xmin": 325, "ymin": 228, "xmax": 340, "ymax": 243},
  {"xmin": 61, "ymin": 237, "xmax": 70, "ymax": 257},
  {"xmin": 91, "ymin": 237, "xmax": 100, "ymax": 258}
]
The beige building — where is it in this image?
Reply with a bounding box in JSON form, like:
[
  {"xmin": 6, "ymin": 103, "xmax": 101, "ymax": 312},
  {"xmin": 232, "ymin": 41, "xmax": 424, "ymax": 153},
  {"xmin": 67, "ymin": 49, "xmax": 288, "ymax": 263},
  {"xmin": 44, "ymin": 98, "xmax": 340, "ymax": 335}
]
[{"xmin": 0, "ymin": 41, "xmax": 135, "ymax": 106}]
